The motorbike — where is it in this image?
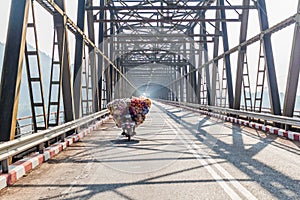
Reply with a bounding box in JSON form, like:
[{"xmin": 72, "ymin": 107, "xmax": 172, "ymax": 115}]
[{"xmin": 121, "ymin": 114, "xmax": 136, "ymax": 141}]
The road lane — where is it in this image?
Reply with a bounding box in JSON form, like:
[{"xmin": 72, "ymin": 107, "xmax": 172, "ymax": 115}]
[{"xmin": 0, "ymin": 101, "xmax": 299, "ymax": 200}]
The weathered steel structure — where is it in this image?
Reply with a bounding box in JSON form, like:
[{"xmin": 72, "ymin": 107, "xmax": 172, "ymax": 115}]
[{"xmin": 0, "ymin": 0, "xmax": 300, "ymax": 143}]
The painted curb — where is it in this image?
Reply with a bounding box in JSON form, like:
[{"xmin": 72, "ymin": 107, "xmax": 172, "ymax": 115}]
[
  {"xmin": 171, "ymin": 103, "xmax": 300, "ymax": 142},
  {"xmin": 0, "ymin": 117, "xmax": 108, "ymax": 190}
]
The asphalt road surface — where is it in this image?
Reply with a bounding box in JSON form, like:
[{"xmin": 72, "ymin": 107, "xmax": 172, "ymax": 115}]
[{"xmin": 1, "ymin": 101, "xmax": 300, "ymax": 200}]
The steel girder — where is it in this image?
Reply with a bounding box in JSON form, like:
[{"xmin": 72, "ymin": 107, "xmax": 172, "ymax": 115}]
[
  {"xmin": 257, "ymin": 0, "xmax": 281, "ymax": 116},
  {"xmin": 0, "ymin": 0, "xmax": 30, "ymax": 141},
  {"xmin": 86, "ymin": 0, "xmax": 99, "ymax": 112},
  {"xmin": 233, "ymin": 0, "xmax": 250, "ymax": 110},
  {"xmin": 88, "ymin": 0, "xmax": 300, "ymax": 119},
  {"xmin": 73, "ymin": 0, "xmax": 86, "ymax": 119},
  {"xmin": 211, "ymin": 0, "xmax": 221, "ymax": 106},
  {"xmin": 219, "ymin": 0, "xmax": 234, "ymax": 109},
  {"xmin": 53, "ymin": 0, "xmax": 75, "ymax": 123},
  {"xmin": 98, "ymin": 0, "xmax": 105, "ymax": 108},
  {"xmin": 283, "ymin": 0, "xmax": 300, "ymax": 117},
  {"xmin": 3, "ymin": 0, "xmax": 300, "ymax": 142}
]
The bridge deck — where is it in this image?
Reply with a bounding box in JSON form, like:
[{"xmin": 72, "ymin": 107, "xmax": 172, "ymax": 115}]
[{"xmin": 0, "ymin": 102, "xmax": 299, "ymax": 200}]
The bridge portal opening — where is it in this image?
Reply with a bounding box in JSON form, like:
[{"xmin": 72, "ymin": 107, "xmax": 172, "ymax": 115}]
[{"xmin": 132, "ymin": 83, "xmax": 174, "ymax": 100}]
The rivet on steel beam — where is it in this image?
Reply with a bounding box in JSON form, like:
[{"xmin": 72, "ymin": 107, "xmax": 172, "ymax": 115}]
[
  {"xmin": 260, "ymin": 32, "xmax": 265, "ymax": 40},
  {"xmin": 295, "ymin": 13, "xmax": 300, "ymax": 26}
]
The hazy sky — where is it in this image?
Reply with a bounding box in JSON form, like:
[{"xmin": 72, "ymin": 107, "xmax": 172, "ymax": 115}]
[{"xmin": 0, "ymin": 0, "xmax": 298, "ymax": 93}]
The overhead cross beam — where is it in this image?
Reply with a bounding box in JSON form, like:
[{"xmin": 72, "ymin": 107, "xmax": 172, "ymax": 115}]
[
  {"xmin": 93, "ymin": 18, "xmax": 241, "ymax": 23},
  {"xmin": 86, "ymin": 5, "xmax": 256, "ymax": 11}
]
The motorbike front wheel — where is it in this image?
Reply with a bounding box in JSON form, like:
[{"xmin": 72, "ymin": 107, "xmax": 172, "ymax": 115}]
[{"xmin": 127, "ymin": 128, "xmax": 132, "ymax": 141}]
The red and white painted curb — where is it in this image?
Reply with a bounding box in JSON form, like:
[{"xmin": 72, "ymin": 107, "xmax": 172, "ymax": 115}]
[
  {"xmin": 174, "ymin": 104, "xmax": 300, "ymax": 142},
  {"xmin": 0, "ymin": 117, "xmax": 109, "ymax": 190}
]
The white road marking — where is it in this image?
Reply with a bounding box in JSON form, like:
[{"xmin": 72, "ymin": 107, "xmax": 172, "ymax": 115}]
[
  {"xmin": 164, "ymin": 115, "xmax": 257, "ymax": 200},
  {"xmin": 164, "ymin": 117, "xmax": 242, "ymax": 200},
  {"xmin": 191, "ymin": 143, "xmax": 258, "ymax": 200}
]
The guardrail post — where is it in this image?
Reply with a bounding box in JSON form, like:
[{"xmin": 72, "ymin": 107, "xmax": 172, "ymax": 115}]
[
  {"xmin": 38, "ymin": 143, "xmax": 45, "ymax": 154},
  {"xmin": 61, "ymin": 133, "xmax": 66, "ymax": 141},
  {"xmin": 1, "ymin": 159, "xmax": 9, "ymax": 173},
  {"xmin": 284, "ymin": 124, "xmax": 288, "ymax": 131}
]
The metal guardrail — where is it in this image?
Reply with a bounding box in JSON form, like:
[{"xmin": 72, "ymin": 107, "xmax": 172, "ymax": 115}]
[
  {"xmin": 159, "ymin": 100, "xmax": 300, "ymax": 128},
  {"xmin": 15, "ymin": 111, "xmax": 65, "ymax": 138},
  {"xmin": 238, "ymin": 105, "xmax": 300, "ymax": 118},
  {"xmin": 0, "ymin": 109, "xmax": 109, "ymax": 172}
]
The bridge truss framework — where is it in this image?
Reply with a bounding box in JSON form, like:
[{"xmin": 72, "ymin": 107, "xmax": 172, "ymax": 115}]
[{"xmin": 0, "ymin": 0, "xmax": 300, "ymax": 142}]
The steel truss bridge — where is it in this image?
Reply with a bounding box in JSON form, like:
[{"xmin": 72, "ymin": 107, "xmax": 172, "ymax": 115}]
[{"xmin": 0, "ymin": 0, "xmax": 300, "ymax": 199}]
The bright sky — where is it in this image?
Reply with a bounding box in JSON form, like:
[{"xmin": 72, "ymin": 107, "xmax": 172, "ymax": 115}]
[{"xmin": 0, "ymin": 0, "xmax": 298, "ymax": 93}]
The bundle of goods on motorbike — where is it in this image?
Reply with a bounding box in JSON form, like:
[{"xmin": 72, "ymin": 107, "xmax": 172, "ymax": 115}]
[{"xmin": 107, "ymin": 96, "xmax": 151, "ymax": 140}]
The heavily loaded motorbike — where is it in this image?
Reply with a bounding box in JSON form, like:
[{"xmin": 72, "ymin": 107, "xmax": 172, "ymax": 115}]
[
  {"xmin": 107, "ymin": 97, "xmax": 151, "ymax": 141},
  {"xmin": 121, "ymin": 114, "xmax": 136, "ymax": 141}
]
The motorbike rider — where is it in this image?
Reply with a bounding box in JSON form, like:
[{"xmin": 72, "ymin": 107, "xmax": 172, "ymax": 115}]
[{"xmin": 121, "ymin": 108, "xmax": 136, "ymax": 136}]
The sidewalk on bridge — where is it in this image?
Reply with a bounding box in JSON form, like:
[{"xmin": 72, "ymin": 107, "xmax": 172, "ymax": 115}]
[{"xmin": 0, "ymin": 117, "xmax": 110, "ymax": 191}]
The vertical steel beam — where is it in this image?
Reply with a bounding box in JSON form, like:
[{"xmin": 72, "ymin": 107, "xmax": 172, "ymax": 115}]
[
  {"xmin": 192, "ymin": 67, "xmax": 197, "ymax": 103},
  {"xmin": 211, "ymin": 2, "xmax": 221, "ymax": 106},
  {"xmin": 189, "ymin": 29, "xmax": 197, "ymax": 103},
  {"xmin": 175, "ymin": 65, "xmax": 178, "ymax": 101},
  {"xmin": 98, "ymin": 0, "xmax": 105, "ymax": 108},
  {"xmin": 234, "ymin": 0, "xmax": 250, "ymax": 110},
  {"xmin": 201, "ymin": 17, "xmax": 211, "ymax": 105},
  {"xmin": 283, "ymin": 1, "xmax": 300, "ymax": 117},
  {"xmin": 120, "ymin": 64, "xmax": 124, "ymax": 98},
  {"xmin": 220, "ymin": 0, "xmax": 234, "ymax": 108},
  {"xmin": 86, "ymin": 0, "xmax": 99, "ymax": 112},
  {"xmin": 188, "ymin": 65, "xmax": 192, "ymax": 102},
  {"xmin": 114, "ymin": 58, "xmax": 119, "ymax": 99},
  {"xmin": 117, "ymin": 58, "xmax": 122, "ymax": 98},
  {"xmin": 183, "ymin": 43, "xmax": 189, "ymax": 102},
  {"xmin": 180, "ymin": 56, "xmax": 184, "ymax": 102},
  {"xmin": 173, "ymin": 67, "xmax": 177, "ymax": 101},
  {"xmin": 54, "ymin": 0, "xmax": 74, "ymax": 122},
  {"xmin": 104, "ymin": 19, "xmax": 111, "ymax": 103},
  {"xmin": 0, "ymin": 0, "xmax": 29, "ymax": 141},
  {"xmin": 109, "ymin": 11, "xmax": 114, "ymax": 101},
  {"xmin": 170, "ymin": 67, "xmax": 174, "ymax": 101},
  {"xmin": 197, "ymin": 42, "xmax": 203, "ymax": 104},
  {"xmin": 184, "ymin": 64, "xmax": 188, "ymax": 102},
  {"xmin": 257, "ymin": 0, "xmax": 281, "ymax": 115},
  {"xmin": 73, "ymin": 0, "xmax": 85, "ymax": 119}
]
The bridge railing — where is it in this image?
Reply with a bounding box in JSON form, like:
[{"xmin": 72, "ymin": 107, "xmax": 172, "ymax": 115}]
[
  {"xmin": 0, "ymin": 109, "xmax": 109, "ymax": 173},
  {"xmin": 159, "ymin": 100, "xmax": 300, "ymax": 130},
  {"xmin": 238, "ymin": 106, "xmax": 300, "ymax": 119},
  {"xmin": 15, "ymin": 111, "xmax": 65, "ymax": 138}
]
